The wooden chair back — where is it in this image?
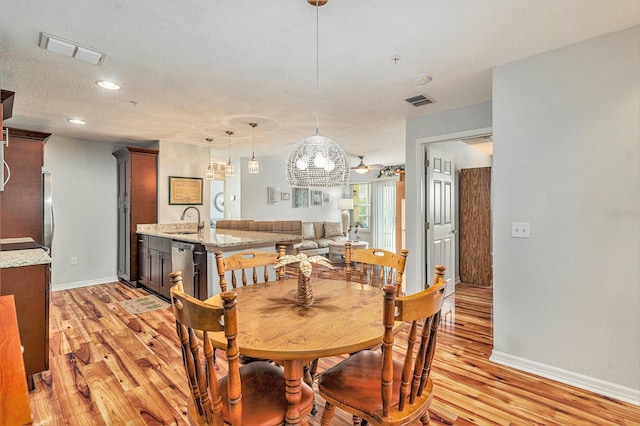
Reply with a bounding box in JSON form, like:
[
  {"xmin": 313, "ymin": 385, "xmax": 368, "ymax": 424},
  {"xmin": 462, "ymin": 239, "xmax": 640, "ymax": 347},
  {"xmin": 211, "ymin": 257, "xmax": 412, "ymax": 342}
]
[
  {"xmin": 380, "ymin": 266, "xmax": 446, "ymax": 419},
  {"xmin": 345, "ymin": 242, "xmax": 409, "ymax": 295},
  {"xmin": 168, "ymin": 271, "xmax": 242, "ymax": 425},
  {"xmin": 317, "ymin": 265, "xmax": 447, "ymax": 425},
  {"xmin": 214, "ymin": 245, "xmax": 286, "ymax": 292}
]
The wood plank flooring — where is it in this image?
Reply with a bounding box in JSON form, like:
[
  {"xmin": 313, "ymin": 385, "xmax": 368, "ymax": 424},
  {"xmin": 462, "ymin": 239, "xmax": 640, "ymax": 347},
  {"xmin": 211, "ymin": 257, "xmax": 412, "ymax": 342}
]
[{"xmin": 28, "ymin": 282, "xmax": 639, "ymax": 425}]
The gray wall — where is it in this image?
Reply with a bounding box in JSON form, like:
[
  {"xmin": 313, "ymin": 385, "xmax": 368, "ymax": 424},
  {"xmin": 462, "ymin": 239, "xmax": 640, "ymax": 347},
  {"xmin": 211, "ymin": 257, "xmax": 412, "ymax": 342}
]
[
  {"xmin": 491, "ymin": 26, "xmax": 639, "ymax": 401},
  {"xmin": 44, "ymin": 136, "xmax": 118, "ymax": 289}
]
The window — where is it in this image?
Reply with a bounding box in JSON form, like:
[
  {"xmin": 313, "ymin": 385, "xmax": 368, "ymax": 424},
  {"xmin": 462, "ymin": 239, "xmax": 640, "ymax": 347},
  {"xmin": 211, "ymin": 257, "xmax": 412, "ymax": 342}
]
[{"xmin": 350, "ymin": 183, "xmax": 370, "ymax": 228}]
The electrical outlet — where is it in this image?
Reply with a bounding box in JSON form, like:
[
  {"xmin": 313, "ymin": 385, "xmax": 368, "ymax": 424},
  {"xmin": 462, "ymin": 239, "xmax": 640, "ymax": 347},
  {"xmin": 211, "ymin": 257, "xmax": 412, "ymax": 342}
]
[
  {"xmin": 172, "ymin": 212, "xmax": 180, "ymax": 220},
  {"xmin": 511, "ymin": 222, "xmax": 530, "ymax": 238},
  {"xmin": 71, "ymin": 257, "xmax": 78, "ymax": 266}
]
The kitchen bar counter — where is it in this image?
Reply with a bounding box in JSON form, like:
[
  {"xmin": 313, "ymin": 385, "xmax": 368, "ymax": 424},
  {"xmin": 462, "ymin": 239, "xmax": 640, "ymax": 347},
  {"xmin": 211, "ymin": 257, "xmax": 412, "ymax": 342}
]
[
  {"xmin": 0, "ymin": 237, "xmax": 51, "ymax": 390},
  {"xmin": 137, "ymin": 223, "xmax": 301, "ymax": 252},
  {"xmin": 0, "ymin": 237, "xmax": 52, "ymax": 269}
]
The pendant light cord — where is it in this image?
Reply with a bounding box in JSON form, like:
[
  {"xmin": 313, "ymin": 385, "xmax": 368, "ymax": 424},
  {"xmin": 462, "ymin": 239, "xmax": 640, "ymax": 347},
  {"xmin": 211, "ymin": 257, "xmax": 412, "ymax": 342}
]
[{"xmin": 315, "ymin": 1, "xmax": 320, "ymax": 134}]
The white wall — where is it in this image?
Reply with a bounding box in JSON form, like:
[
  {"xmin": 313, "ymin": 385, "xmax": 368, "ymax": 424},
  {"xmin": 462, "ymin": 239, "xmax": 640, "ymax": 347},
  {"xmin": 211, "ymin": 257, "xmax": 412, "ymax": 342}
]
[
  {"xmin": 491, "ymin": 26, "xmax": 639, "ymax": 403},
  {"xmin": 43, "ymin": 136, "xmax": 118, "ymax": 289},
  {"xmin": 405, "ymin": 101, "xmax": 493, "ymax": 295},
  {"xmin": 157, "ymin": 140, "xmax": 210, "ymax": 225},
  {"xmin": 240, "ymin": 156, "xmax": 343, "ymax": 223},
  {"xmin": 429, "ymin": 140, "xmax": 492, "ymax": 170}
]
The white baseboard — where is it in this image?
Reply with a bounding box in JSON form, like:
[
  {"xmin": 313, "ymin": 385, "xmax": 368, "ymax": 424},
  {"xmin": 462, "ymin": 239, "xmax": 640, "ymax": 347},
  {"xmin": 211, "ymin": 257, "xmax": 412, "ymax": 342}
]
[
  {"xmin": 52, "ymin": 276, "xmax": 118, "ymax": 291},
  {"xmin": 490, "ymin": 350, "xmax": 640, "ymax": 406}
]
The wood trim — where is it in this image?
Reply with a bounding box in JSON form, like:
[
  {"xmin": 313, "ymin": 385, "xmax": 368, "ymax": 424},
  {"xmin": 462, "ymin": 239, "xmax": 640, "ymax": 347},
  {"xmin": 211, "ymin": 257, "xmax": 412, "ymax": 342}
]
[{"xmin": 6, "ymin": 127, "xmax": 51, "ymax": 141}]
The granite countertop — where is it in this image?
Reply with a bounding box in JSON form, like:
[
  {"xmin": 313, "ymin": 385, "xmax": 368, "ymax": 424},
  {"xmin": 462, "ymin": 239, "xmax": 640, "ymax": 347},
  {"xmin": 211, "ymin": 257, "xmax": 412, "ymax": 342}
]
[
  {"xmin": 137, "ymin": 223, "xmax": 301, "ymax": 250},
  {"xmin": 0, "ymin": 237, "xmax": 52, "ymax": 269}
]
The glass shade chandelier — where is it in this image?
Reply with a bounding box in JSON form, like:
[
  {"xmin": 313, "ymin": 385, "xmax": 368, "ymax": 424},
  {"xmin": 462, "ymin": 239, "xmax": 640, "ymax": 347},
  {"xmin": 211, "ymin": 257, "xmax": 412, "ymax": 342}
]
[
  {"xmin": 248, "ymin": 122, "xmax": 259, "ymax": 174},
  {"xmin": 286, "ymin": 0, "xmax": 349, "ymax": 188},
  {"xmin": 205, "ymin": 138, "xmax": 215, "ymax": 180},
  {"xmin": 225, "ymin": 131, "xmax": 235, "ymax": 178}
]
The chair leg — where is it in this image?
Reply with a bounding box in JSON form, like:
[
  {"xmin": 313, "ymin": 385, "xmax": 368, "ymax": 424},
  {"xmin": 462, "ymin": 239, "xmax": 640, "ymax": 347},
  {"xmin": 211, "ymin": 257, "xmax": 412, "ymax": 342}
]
[
  {"xmin": 303, "ymin": 363, "xmax": 318, "ymax": 415},
  {"xmin": 420, "ymin": 411, "xmax": 431, "ymax": 425},
  {"xmin": 352, "ymin": 416, "xmax": 362, "ymax": 425},
  {"xmin": 320, "ymin": 402, "xmax": 335, "ymax": 425}
]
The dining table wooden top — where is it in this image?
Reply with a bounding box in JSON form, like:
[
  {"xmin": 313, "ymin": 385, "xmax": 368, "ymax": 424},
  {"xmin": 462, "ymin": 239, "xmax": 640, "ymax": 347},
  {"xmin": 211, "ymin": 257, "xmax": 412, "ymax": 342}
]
[{"xmin": 205, "ymin": 277, "xmax": 391, "ymax": 362}]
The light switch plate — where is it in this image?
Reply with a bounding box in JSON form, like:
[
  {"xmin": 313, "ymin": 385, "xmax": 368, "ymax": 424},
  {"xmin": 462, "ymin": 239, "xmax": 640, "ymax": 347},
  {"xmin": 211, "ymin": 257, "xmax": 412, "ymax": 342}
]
[{"xmin": 511, "ymin": 222, "xmax": 530, "ymax": 238}]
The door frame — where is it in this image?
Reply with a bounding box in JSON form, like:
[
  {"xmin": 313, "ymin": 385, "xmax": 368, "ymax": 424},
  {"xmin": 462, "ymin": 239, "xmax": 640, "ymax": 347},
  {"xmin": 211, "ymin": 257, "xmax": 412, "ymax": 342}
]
[{"xmin": 416, "ymin": 127, "xmax": 492, "ymax": 292}]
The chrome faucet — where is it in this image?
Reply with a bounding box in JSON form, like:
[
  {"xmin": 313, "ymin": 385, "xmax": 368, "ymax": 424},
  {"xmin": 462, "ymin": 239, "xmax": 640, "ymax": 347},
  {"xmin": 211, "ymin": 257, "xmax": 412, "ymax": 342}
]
[{"xmin": 180, "ymin": 206, "xmax": 204, "ymax": 232}]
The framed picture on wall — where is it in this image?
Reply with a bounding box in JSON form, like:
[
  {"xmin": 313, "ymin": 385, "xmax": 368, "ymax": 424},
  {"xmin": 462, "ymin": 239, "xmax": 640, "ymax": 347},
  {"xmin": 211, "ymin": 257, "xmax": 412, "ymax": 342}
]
[
  {"xmin": 311, "ymin": 190, "xmax": 322, "ymax": 206},
  {"xmin": 169, "ymin": 176, "xmax": 203, "ymax": 205},
  {"xmin": 322, "ymin": 192, "xmax": 330, "ymax": 204},
  {"xmin": 268, "ymin": 187, "xmax": 280, "ymax": 205},
  {"xmin": 292, "ymin": 187, "xmax": 309, "ymax": 208}
]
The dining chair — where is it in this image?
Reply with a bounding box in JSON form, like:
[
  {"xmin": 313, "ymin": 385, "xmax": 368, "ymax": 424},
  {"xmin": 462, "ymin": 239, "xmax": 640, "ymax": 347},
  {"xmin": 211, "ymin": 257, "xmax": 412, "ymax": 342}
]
[
  {"xmin": 345, "ymin": 242, "xmax": 409, "ymax": 296},
  {"xmin": 214, "ymin": 245, "xmax": 287, "ymax": 291},
  {"xmin": 317, "ymin": 266, "xmax": 447, "ymax": 426},
  {"xmin": 169, "ymin": 271, "xmax": 315, "ymax": 426}
]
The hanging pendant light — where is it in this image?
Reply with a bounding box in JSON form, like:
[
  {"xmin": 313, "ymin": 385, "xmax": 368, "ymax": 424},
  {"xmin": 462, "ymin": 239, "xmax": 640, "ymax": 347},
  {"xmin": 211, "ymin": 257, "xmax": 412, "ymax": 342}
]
[
  {"xmin": 286, "ymin": 0, "xmax": 349, "ymax": 188},
  {"xmin": 205, "ymin": 138, "xmax": 215, "ymax": 180},
  {"xmin": 225, "ymin": 131, "xmax": 235, "ymax": 178},
  {"xmin": 248, "ymin": 122, "xmax": 259, "ymax": 174}
]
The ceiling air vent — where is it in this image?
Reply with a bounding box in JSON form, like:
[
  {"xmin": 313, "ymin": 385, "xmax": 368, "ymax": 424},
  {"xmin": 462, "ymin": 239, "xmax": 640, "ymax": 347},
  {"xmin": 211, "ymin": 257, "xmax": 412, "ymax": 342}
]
[
  {"xmin": 38, "ymin": 32, "xmax": 107, "ymax": 65},
  {"xmin": 405, "ymin": 94, "xmax": 434, "ymax": 107}
]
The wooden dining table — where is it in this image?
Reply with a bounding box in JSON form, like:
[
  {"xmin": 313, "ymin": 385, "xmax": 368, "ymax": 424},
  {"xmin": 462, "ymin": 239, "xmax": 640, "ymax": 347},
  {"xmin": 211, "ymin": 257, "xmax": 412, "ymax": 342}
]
[{"xmin": 205, "ymin": 277, "xmax": 395, "ymax": 426}]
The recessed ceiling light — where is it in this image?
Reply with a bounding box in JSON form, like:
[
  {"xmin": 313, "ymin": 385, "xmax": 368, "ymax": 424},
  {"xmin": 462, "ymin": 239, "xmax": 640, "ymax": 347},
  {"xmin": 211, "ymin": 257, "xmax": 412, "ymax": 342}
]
[
  {"xmin": 96, "ymin": 80, "xmax": 121, "ymax": 90},
  {"xmin": 68, "ymin": 118, "xmax": 86, "ymax": 125}
]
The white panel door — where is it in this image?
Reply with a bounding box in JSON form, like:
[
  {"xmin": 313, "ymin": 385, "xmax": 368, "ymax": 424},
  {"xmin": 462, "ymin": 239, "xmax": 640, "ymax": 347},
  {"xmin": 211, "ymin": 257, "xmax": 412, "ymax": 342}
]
[{"xmin": 426, "ymin": 146, "xmax": 456, "ymax": 296}]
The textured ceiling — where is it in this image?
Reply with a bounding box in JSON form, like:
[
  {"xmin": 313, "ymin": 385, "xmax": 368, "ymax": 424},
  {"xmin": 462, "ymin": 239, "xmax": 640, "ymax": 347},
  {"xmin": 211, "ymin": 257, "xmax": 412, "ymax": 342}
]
[{"xmin": 1, "ymin": 0, "xmax": 638, "ymax": 167}]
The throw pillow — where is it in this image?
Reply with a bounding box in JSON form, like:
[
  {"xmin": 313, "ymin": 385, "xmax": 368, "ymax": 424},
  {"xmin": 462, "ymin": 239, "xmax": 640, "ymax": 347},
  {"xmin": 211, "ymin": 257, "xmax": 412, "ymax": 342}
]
[
  {"xmin": 302, "ymin": 222, "xmax": 316, "ymax": 239},
  {"xmin": 324, "ymin": 222, "xmax": 343, "ymax": 238},
  {"xmin": 313, "ymin": 222, "xmax": 325, "ymax": 239}
]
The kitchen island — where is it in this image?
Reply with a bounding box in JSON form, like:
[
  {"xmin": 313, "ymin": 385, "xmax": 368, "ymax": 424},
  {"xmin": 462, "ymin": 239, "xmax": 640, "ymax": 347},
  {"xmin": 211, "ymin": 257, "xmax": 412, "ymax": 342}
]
[
  {"xmin": 136, "ymin": 224, "xmax": 301, "ymax": 299},
  {"xmin": 0, "ymin": 237, "xmax": 52, "ymax": 390}
]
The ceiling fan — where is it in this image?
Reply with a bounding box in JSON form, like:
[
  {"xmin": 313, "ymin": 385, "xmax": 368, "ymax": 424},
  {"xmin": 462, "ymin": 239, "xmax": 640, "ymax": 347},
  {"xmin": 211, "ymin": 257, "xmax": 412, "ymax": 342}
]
[{"xmin": 351, "ymin": 156, "xmax": 383, "ymax": 174}]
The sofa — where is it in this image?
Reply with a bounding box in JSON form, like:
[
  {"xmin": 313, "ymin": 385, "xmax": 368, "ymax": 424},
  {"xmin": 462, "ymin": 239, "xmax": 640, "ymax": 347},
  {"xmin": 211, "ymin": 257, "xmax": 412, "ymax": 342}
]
[
  {"xmin": 286, "ymin": 221, "xmax": 347, "ymax": 256},
  {"xmin": 214, "ymin": 219, "xmax": 346, "ymax": 256}
]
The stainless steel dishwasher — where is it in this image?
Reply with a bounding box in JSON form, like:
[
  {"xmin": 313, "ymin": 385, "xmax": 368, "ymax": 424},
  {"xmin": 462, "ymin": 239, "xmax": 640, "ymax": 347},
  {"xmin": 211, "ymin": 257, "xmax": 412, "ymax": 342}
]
[{"xmin": 171, "ymin": 241, "xmax": 195, "ymax": 296}]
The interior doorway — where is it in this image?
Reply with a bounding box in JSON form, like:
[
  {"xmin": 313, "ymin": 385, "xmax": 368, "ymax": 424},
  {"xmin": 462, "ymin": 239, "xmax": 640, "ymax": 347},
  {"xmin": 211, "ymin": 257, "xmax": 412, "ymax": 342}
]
[{"xmin": 423, "ymin": 131, "xmax": 493, "ymax": 296}]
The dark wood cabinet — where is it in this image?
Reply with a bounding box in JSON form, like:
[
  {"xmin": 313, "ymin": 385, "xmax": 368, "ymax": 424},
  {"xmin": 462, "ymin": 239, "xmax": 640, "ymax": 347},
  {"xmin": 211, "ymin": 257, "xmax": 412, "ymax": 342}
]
[
  {"xmin": 144, "ymin": 235, "xmax": 173, "ymax": 299},
  {"xmin": 0, "ymin": 263, "xmax": 50, "ymax": 390},
  {"xmin": 112, "ymin": 147, "xmax": 158, "ymax": 286},
  {"xmin": 193, "ymin": 245, "xmax": 207, "ymax": 300},
  {"xmin": 137, "ymin": 234, "xmax": 150, "ymax": 287},
  {"xmin": 0, "ymin": 129, "xmax": 50, "ymax": 243}
]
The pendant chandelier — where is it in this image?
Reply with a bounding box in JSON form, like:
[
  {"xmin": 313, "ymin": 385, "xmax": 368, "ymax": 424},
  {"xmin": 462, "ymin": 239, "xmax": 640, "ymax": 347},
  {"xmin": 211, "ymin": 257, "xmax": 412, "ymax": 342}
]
[
  {"xmin": 286, "ymin": 0, "xmax": 349, "ymax": 188},
  {"xmin": 225, "ymin": 131, "xmax": 235, "ymax": 178},
  {"xmin": 204, "ymin": 138, "xmax": 215, "ymax": 180},
  {"xmin": 248, "ymin": 122, "xmax": 259, "ymax": 174}
]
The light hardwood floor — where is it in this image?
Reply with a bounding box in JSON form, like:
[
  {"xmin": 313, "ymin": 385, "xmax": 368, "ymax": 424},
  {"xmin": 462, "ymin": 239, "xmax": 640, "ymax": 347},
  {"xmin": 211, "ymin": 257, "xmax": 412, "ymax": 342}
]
[{"xmin": 28, "ymin": 281, "xmax": 639, "ymax": 425}]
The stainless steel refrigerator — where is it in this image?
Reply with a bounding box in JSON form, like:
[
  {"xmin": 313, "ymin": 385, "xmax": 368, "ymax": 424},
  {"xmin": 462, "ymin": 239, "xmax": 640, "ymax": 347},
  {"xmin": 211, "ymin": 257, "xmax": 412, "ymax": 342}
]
[{"xmin": 42, "ymin": 170, "xmax": 54, "ymax": 254}]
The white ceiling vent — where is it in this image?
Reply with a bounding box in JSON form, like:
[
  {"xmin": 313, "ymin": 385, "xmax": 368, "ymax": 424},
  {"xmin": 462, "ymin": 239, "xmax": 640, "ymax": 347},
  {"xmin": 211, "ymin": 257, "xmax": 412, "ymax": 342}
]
[
  {"xmin": 405, "ymin": 94, "xmax": 435, "ymax": 107},
  {"xmin": 38, "ymin": 32, "xmax": 107, "ymax": 65}
]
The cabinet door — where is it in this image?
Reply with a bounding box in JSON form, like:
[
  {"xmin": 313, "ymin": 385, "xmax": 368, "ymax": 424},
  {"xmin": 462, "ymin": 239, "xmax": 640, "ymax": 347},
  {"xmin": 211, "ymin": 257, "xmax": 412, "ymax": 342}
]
[
  {"xmin": 194, "ymin": 246, "xmax": 207, "ymax": 300},
  {"xmin": 137, "ymin": 237, "xmax": 150, "ymax": 287},
  {"xmin": 147, "ymin": 249, "xmax": 162, "ymax": 293},
  {"xmin": 0, "ymin": 264, "xmax": 49, "ymax": 388},
  {"xmin": 160, "ymin": 251, "xmax": 173, "ymax": 299}
]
